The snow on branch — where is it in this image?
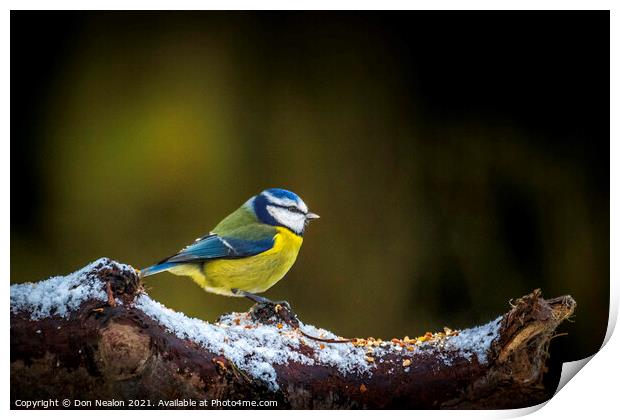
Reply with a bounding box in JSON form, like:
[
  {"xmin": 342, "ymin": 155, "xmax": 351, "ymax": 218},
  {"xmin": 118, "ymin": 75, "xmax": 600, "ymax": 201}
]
[{"xmin": 10, "ymin": 258, "xmax": 576, "ymax": 409}]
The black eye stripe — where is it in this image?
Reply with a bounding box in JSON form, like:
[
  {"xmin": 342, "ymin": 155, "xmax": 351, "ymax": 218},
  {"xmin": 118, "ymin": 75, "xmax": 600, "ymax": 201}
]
[{"xmin": 272, "ymin": 203, "xmax": 304, "ymax": 214}]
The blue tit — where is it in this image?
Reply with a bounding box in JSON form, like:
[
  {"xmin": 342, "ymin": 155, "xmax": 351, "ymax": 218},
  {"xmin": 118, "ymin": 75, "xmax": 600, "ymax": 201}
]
[{"xmin": 140, "ymin": 188, "xmax": 320, "ymax": 304}]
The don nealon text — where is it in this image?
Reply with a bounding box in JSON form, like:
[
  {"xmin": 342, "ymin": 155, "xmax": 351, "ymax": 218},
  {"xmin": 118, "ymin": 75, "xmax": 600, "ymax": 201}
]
[{"xmin": 13, "ymin": 399, "xmax": 278, "ymax": 409}]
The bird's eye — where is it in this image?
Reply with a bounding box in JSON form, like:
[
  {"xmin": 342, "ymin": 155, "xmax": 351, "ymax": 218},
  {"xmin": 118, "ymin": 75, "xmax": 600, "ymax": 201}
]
[{"xmin": 287, "ymin": 206, "xmax": 299, "ymax": 213}]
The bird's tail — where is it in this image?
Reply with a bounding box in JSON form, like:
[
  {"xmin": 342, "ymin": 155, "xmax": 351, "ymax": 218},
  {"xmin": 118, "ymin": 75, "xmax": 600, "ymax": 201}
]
[{"xmin": 139, "ymin": 262, "xmax": 178, "ymax": 278}]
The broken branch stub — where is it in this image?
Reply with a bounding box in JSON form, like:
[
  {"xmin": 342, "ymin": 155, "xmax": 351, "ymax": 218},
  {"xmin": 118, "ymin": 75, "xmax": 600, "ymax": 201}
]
[{"xmin": 10, "ymin": 259, "xmax": 576, "ymax": 409}]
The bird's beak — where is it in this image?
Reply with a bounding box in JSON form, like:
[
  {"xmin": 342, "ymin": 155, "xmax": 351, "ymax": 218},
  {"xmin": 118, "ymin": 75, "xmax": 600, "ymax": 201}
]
[{"xmin": 306, "ymin": 212, "xmax": 320, "ymax": 220}]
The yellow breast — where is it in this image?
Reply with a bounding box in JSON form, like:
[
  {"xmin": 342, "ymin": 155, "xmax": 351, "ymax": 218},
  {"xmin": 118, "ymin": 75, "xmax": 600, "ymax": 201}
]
[{"xmin": 184, "ymin": 227, "xmax": 303, "ymax": 296}]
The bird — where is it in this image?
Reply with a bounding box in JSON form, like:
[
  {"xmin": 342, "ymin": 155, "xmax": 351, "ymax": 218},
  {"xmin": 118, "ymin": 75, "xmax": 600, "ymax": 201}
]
[{"xmin": 140, "ymin": 188, "xmax": 320, "ymax": 305}]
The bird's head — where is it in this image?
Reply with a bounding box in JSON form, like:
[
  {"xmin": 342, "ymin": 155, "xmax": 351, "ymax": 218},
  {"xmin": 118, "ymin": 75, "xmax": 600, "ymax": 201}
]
[{"xmin": 251, "ymin": 188, "xmax": 320, "ymax": 235}]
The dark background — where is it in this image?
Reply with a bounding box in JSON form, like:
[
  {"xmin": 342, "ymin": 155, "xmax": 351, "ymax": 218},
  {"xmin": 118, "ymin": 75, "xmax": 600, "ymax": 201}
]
[{"xmin": 11, "ymin": 11, "xmax": 609, "ymax": 393}]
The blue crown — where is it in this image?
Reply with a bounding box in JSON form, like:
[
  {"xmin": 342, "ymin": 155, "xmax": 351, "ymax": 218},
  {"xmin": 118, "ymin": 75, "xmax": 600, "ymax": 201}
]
[{"xmin": 263, "ymin": 188, "xmax": 301, "ymax": 202}]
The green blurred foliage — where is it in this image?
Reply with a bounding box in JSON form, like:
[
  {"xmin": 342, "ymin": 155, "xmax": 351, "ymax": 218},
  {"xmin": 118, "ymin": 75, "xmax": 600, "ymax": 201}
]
[{"xmin": 11, "ymin": 12, "xmax": 608, "ymax": 372}]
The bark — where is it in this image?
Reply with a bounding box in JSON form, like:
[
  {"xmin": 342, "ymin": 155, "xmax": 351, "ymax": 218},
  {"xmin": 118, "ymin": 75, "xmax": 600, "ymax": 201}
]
[{"xmin": 10, "ymin": 258, "xmax": 576, "ymax": 409}]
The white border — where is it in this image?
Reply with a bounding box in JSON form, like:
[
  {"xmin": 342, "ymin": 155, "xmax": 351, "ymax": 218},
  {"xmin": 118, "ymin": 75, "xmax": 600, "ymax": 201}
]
[{"xmin": 3, "ymin": 3, "xmax": 616, "ymax": 419}]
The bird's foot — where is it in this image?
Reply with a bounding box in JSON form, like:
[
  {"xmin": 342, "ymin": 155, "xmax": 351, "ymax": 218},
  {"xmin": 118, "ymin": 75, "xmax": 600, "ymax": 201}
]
[
  {"xmin": 272, "ymin": 300, "xmax": 291, "ymax": 311},
  {"xmin": 231, "ymin": 289, "xmax": 299, "ymax": 328},
  {"xmin": 249, "ymin": 302, "xmax": 300, "ymax": 329}
]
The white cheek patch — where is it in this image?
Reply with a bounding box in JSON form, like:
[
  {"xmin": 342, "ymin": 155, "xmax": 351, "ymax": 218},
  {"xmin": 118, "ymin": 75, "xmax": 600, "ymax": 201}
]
[{"xmin": 266, "ymin": 205, "xmax": 306, "ymax": 234}]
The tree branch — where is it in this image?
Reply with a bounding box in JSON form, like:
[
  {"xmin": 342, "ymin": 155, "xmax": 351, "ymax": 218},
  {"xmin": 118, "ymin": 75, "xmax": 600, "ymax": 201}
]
[{"xmin": 10, "ymin": 258, "xmax": 575, "ymax": 409}]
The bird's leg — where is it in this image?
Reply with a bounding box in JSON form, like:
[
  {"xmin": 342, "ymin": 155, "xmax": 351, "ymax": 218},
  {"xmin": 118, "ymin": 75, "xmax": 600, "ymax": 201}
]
[
  {"xmin": 231, "ymin": 288, "xmax": 291, "ymax": 309},
  {"xmin": 231, "ymin": 288, "xmax": 271, "ymax": 304}
]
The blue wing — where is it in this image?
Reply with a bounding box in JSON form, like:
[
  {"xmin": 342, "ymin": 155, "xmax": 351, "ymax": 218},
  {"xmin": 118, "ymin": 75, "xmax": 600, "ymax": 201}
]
[
  {"xmin": 165, "ymin": 234, "xmax": 274, "ymax": 263},
  {"xmin": 140, "ymin": 233, "xmax": 274, "ymax": 277}
]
